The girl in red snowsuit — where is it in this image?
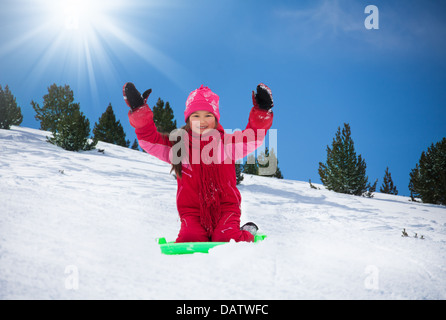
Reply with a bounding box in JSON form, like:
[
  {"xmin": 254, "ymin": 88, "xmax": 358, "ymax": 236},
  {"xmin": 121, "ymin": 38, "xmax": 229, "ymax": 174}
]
[{"xmin": 124, "ymin": 83, "xmax": 274, "ymax": 243}]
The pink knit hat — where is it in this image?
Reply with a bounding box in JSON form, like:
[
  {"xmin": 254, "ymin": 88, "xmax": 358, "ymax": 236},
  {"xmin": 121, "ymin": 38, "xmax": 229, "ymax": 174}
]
[{"xmin": 184, "ymin": 85, "xmax": 220, "ymax": 122}]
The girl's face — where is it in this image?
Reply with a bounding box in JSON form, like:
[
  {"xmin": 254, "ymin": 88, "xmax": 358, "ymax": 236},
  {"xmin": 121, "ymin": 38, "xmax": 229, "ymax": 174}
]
[{"xmin": 189, "ymin": 111, "xmax": 216, "ymax": 135}]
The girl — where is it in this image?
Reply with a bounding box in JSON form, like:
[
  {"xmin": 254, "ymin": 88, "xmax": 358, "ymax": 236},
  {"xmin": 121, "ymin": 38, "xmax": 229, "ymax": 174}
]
[{"xmin": 123, "ymin": 83, "xmax": 274, "ymax": 243}]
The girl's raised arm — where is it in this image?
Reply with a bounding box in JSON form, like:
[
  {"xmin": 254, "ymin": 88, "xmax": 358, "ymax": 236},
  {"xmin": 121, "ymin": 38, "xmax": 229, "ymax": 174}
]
[
  {"xmin": 124, "ymin": 83, "xmax": 172, "ymax": 164},
  {"xmin": 223, "ymin": 83, "xmax": 274, "ymax": 162}
]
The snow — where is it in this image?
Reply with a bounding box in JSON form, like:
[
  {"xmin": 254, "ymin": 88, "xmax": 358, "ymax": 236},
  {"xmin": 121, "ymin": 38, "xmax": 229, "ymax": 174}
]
[{"xmin": 1, "ymin": 126, "xmax": 445, "ymax": 300}]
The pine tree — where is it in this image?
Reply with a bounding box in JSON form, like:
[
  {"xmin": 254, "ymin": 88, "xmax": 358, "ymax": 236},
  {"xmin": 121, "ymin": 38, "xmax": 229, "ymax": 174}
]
[
  {"xmin": 409, "ymin": 137, "xmax": 446, "ymax": 205},
  {"xmin": 243, "ymin": 154, "xmax": 259, "ymax": 175},
  {"xmin": 380, "ymin": 167, "xmax": 398, "ymax": 195},
  {"xmin": 364, "ymin": 178, "xmax": 378, "ymax": 198},
  {"xmin": 93, "ymin": 103, "xmax": 129, "ymax": 147},
  {"xmin": 318, "ymin": 123, "xmax": 371, "ymax": 196},
  {"xmin": 0, "ymin": 85, "xmax": 23, "ymax": 129},
  {"xmin": 257, "ymin": 147, "xmax": 283, "ymax": 179},
  {"xmin": 31, "ymin": 84, "xmax": 78, "ymax": 132},
  {"xmin": 48, "ymin": 106, "xmax": 96, "ymax": 152},
  {"xmin": 235, "ymin": 160, "xmax": 244, "ymax": 185},
  {"xmin": 34, "ymin": 84, "xmax": 96, "ymax": 151},
  {"xmin": 152, "ymin": 98, "xmax": 177, "ymax": 133},
  {"xmin": 131, "ymin": 139, "xmax": 139, "ymax": 150}
]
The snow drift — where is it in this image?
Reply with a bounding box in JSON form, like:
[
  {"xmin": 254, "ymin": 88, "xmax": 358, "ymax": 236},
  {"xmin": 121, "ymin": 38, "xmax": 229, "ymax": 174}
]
[{"xmin": 1, "ymin": 126, "xmax": 445, "ymax": 299}]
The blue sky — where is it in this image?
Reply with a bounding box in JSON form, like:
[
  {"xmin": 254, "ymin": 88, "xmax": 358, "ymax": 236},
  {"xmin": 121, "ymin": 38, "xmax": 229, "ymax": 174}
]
[{"xmin": 1, "ymin": 0, "xmax": 445, "ymax": 195}]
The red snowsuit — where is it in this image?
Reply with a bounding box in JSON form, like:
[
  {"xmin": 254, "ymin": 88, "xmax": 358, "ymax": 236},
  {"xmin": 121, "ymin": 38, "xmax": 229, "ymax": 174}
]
[{"xmin": 129, "ymin": 104, "xmax": 273, "ymax": 243}]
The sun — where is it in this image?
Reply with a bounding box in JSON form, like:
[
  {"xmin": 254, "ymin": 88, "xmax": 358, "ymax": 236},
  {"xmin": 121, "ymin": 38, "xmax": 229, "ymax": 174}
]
[
  {"xmin": 0, "ymin": 0, "xmax": 189, "ymax": 104},
  {"xmin": 63, "ymin": 0, "xmax": 92, "ymax": 30},
  {"xmin": 38, "ymin": 0, "xmax": 111, "ymax": 35},
  {"xmin": 53, "ymin": 0, "xmax": 103, "ymax": 32},
  {"xmin": 34, "ymin": 0, "xmax": 121, "ymax": 104}
]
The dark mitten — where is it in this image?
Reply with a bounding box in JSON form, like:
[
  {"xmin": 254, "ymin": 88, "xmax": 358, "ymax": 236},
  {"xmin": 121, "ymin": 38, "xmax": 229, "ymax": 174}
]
[
  {"xmin": 252, "ymin": 83, "xmax": 274, "ymax": 110},
  {"xmin": 123, "ymin": 82, "xmax": 152, "ymax": 110}
]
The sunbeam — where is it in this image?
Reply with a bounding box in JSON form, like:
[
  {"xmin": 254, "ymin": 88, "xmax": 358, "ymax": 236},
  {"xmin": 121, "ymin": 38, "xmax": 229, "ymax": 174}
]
[{"xmin": 0, "ymin": 0, "xmax": 189, "ymax": 105}]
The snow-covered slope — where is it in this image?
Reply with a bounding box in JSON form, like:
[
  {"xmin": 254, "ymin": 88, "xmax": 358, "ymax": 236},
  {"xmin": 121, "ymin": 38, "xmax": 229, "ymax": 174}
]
[{"xmin": 1, "ymin": 126, "xmax": 445, "ymax": 299}]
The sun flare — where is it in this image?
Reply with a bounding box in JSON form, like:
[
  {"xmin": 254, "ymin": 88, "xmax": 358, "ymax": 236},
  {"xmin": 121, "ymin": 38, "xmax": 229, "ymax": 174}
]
[
  {"xmin": 63, "ymin": 0, "xmax": 92, "ymax": 30},
  {"xmin": 49, "ymin": 0, "xmax": 104, "ymax": 32},
  {"xmin": 0, "ymin": 0, "xmax": 188, "ymax": 101}
]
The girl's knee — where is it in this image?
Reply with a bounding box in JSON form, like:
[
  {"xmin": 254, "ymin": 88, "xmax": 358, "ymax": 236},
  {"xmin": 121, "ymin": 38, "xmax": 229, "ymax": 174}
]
[
  {"xmin": 176, "ymin": 232, "xmax": 209, "ymax": 243},
  {"xmin": 211, "ymin": 227, "xmax": 234, "ymax": 242},
  {"xmin": 176, "ymin": 216, "xmax": 209, "ymax": 243},
  {"xmin": 211, "ymin": 226, "xmax": 254, "ymax": 243}
]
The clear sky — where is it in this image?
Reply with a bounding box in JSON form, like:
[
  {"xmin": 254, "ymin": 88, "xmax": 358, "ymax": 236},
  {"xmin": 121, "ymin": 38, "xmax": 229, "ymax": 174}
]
[{"xmin": 1, "ymin": 0, "xmax": 445, "ymax": 196}]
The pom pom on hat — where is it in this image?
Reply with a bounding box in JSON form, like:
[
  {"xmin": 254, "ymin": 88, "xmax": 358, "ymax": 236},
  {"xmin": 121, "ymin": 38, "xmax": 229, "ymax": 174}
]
[{"xmin": 184, "ymin": 85, "xmax": 220, "ymax": 122}]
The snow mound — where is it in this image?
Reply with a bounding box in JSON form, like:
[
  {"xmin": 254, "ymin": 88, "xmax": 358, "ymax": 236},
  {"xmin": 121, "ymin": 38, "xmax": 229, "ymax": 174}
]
[{"xmin": 1, "ymin": 126, "xmax": 445, "ymax": 299}]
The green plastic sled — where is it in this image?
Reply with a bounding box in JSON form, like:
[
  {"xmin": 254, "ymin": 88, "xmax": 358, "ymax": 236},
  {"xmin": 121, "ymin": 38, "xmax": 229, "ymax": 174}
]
[{"xmin": 158, "ymin": 234, "xmax": 267, "ymax": 255}]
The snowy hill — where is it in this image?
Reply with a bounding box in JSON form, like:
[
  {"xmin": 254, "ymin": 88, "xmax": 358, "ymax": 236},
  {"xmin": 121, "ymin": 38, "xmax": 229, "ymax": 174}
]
[{"xmin": 1, "ymin": 126, "xmax": 445, "ymax": 300}]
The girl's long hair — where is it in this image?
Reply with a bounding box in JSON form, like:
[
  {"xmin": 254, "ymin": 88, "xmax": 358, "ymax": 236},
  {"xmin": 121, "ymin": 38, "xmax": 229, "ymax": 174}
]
[{"xmin": 168, "ymin": 122, "xmax": 190, "ymax": 179}]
